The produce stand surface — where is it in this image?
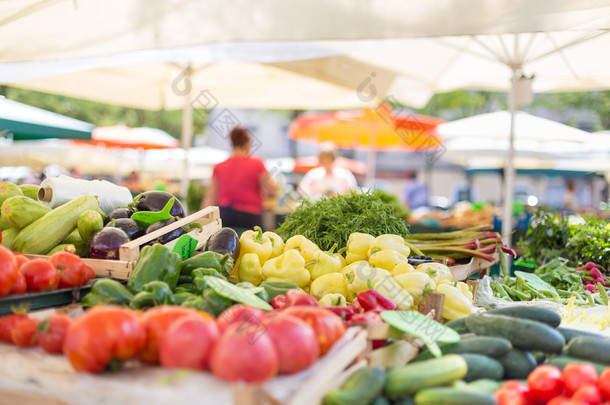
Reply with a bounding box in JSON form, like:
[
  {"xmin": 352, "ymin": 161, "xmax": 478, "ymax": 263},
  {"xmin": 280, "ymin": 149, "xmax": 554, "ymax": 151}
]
[
  {"xmin": 0, "ymin": 281, "xmax": 94, "ymax": 316},
  {"xmin": 0, "ymin": 326, "xmax": 366, "ymax": 405}
]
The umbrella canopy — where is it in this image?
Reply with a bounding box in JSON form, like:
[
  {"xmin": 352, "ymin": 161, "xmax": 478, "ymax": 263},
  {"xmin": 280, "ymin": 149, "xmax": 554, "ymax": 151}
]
[
  {"xmin": 79, "ymin": 125, "xmax": 180, "ymax": 149},
  {"xmin": 0, "ymin": 97, "xmax": 93, "ymax": 140}
]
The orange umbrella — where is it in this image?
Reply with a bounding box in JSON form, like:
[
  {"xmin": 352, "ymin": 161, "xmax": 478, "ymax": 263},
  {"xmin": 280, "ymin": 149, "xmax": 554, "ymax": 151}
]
[
  {"xmin": 293, "ymin": 156, "xmax": 368, "ymax": 175},
  {"xmin": 289, "ymin": 104, "xmax": 445, "ymax": 152},
  {"xmin": 74, "ymin": 125, "xmax": 180, "ymax": 150}
]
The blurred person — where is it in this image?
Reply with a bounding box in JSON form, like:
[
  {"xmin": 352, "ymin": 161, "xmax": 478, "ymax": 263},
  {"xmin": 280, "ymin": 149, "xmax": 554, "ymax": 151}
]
[
  {"xmin": 298, "ymin": 142, "xmax": 358, "ymax": 200},
  {"xmin": 123, "ymin": 171, "xmax": 141, "ymax": 193},
  {"xmin": 202, "ymin": 126, "xmax": 275, "ymax": 228},
  {"xmin": 563, "ymin": 179, "xmax": 580, "ymax": 213},
  {"xmin": 403, "ymin": 169, "xmax": 428, "ymax": 209}
]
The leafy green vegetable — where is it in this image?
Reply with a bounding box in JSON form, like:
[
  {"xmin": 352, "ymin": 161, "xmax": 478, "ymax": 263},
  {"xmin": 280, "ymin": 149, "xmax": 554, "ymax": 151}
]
[{"xmin": 277, "ymin": 189, "xmax": 410, "ymax": 251}]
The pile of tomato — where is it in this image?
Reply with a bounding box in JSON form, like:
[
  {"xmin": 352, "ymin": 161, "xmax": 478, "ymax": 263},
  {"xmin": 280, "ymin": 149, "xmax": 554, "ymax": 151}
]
[
  {"xmin": 0, "ymin": 245, "xmax": 94, "ymax": 295},
  {"xmin": 496, "ymin": 363, "xmax": 610, "ymax": 405}
]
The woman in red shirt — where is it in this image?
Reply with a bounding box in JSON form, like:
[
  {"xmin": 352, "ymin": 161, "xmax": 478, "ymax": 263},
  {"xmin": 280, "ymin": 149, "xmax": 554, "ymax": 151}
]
[{"xmin": 202, "ymin": 127, "xmax": 274, "ymax": 228}]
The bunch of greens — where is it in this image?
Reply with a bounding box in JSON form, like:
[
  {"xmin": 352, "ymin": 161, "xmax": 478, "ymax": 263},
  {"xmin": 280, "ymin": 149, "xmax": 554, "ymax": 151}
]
[
  {"xmin": 533, "ymin": 257, "xmax": 585, "ymax": 293},
  {"xmin": 277, "ymin": 189, "xmax": 410, "ymax": 251},
  {"xmin": 376, "ymin": 190, "xmax": 410, "ymax": 219},
  {"xmin": 519, "ymin": 209, "xmax": 610, "ymax": 271}
]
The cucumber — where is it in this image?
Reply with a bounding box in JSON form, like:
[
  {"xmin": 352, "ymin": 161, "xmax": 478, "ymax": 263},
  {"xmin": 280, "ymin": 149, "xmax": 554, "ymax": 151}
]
[
  {"xmin": 530, "ymin": 351, "xmax": 547, "ymax": 365},
  {"xmin": 548, "ymin": 355, "xmax": 607, "ymax": 374},
  {"xmin": 446, "ymin": 318, "xmax": 470, "ymax": 334},
  {"xmin": 1, "ymin": 196, "xmax": 51, "ymax": 229},
  {"xmin": 385, "ymin": 354, "xmax": 468, "ymax": 398},
  {"xmin": 393, "ymin": 399, "xmax": 415, "ymax": 405},
  {"xmin": 77, "ymin": 209, "xmax": 104, "ymax": 245},
  {"xmin": 566, "ymin": 336, "xmax": 610, "ymax": 364},
  {"xmin": 488, "ymin": 306, "xmax": 561, "ymax": 328},
  {"xmin": 0, "ymin": 182, "xmax": 23, "ymax": 205},
  {"xmin": 371, "ymin": 397, "xmax": 392, "ymax": 405},
  {"xmin": 497, "ymin": 349, "xmax": 537, "ymax": 379},
  {"xmin": 461, "ymin": 354, "xmax": 504, "ymax": 382},
  {"xmin": 414, "ymin": 387, "xmax": 497, "ymax": 405},
  {"xmin": 558, "ymin": 327, "xmax": 607, "ymax": 343},
  {"xmin": 12, "ymin": 195, "xmax": 100, "ymax": 255},
  {"xmin": 465, "ymin": 313, "xmax": 565, "ymax": 353},
  {"xmin": 18, "ymin": 184, "xmax": 40, "ymax": 200},
  {"xmin": 460, "ymin": 379, "xmax": 504, "ymax": 395},
  {"xmin": 323, "ymin": 366, "xmax": 386, "ymax": 405},
  {"xmin": 1, "ymin": 228, "xmax": 19, "ymax": 249},
  {"xmin": 413, "ymin": 336, "xmax": 511, "ymax": 362}
]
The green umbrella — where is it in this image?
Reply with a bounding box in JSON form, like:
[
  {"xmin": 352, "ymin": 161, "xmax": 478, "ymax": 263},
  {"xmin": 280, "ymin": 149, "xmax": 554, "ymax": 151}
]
[{"xmin": 0, "ymin": 97, "xmax": 93, "ymax": 140}]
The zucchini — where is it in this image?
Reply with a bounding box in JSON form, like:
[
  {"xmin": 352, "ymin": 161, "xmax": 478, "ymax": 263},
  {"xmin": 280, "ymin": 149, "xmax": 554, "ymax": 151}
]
[
  {"xmin": 459, "ymin": 379, "xmax": 504, "ymax": 395},
  {"xmin": 465, "ymin": 313, "xmax": 564, "ymax": 353},
  {"xmin": 566, "ymin": 336, "xmax": 610, "ymax": 364},
  {"xmin": 46, "ymin": 244, "xmax": 76, "ymax": 255},
  {"xmin": 385, "ymin": 354, "xmax": 467, "ymax": 399},
  {"xmin": 414, "ymin": 387, "xmax": 497, "ymax": 405},
  {"xmin": 0, "ymin": 217, "xmax": 8, "ymax": 231},
  {"xmin": 18, "ymin": 184, "xmax": 40, "ymax": 200},
  {"xmin": 461, "ymin": 354, "xmax": 504, "ymax": 382},
  {"xmin": 497, "ymin": 349, "xmax": 537, "ymax": 379},
  {"xmin": 12, "ymin": 195, "xmax": 100, "ymax": 255},
  {"xmin": 0, "ymin": 182, "xmax": 23, "ymax": 205},
  {"xmin": 558, "ymin": 327, "xmax": 607, "ymax": 343},
  {"xmin": 548, "ymin": 356, "xmax": 607, "ymax": 374},
  {"xmin": 413, "ymin": 336, "xmax": 511, "ymax": 362},
  {"xmin": 1, "ymin": 227, "xmax": 19, "ymax": 249},
  {"xmin": 446, "ymin": 318, "xmax": 470, "ymax": 334},
  {"xmin": 1, "ymin": 196, "xmax": 51, "ymax": 229},
  {"xmin": 323, "ymin": 366, "xmax": 386, "ymax": 405},
  {"xmin": 77, "ymin": 209, "xmax": 104, "ymax": 245},
  {"xmin": 488, "ymin": 306, "xmax": 561, "ymax": 328}
]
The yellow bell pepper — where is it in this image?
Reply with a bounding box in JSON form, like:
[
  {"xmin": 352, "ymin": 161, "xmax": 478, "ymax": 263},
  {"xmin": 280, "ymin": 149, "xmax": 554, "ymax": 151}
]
[
  {"xmin": 237, "ymin": 253, "xmax": 263, "ymax": 286},
  {"xmin": 335, "ymin": 252, "xmax": 347, "ymax": 267},
  {"xmin": 436, "ymin": 283, "xmax": 473, "ymax": 321},
  {"xmin": 393, "ymin": 272, "xmax": 436, "ymax": 303},
  {"xmin": 341, "ymin": 261, "xmax": 392, "ymax": 299},
  {"xmin": 368, "ymin": 249, "xmax": 408, "ymax": 272},
  {"xmin": 416, "ymin": 262, "xmax": 453, "ymax": 284},
  {"xmin": 391, "ymin": 262, "xmax": 416, "ymax": 276},
  {"xmin": 345, "ymin": 232, "xmax": 375, "ymax": 264},
  {"xmin": 240, "ymin": 226, "xmax": 273, "ymax": 264},
  {"xmin": 456, "ymin": 281, "xmax": 474, "ymax": 302},
  {"xmin": 284, "ymin": 235, "xmax": 320, "ymax": 262},
  {"xmin": 318, "ymin": 293, "xmax": 347, "ymax": 307},
  {"xmin": 308, "ymin": 246, "xmax": 343, "ymax": 280},
  {"xmin": 367, "ymin": 234, "xmax": 411, "ymax": 258},
  {"xmin": 373, "ymin": 276, "xmax": 414, "ymax": 310},
  {"xmin": 263, "ymin": 231, "xmax": 285, "ymax": 259},
  {"xmin": 261, "ymin": 249, "xmax": 311, "ymax": 288},
  {"xmin": 310, "ymin": 272, "xmax": 348, "ymax": 300}
]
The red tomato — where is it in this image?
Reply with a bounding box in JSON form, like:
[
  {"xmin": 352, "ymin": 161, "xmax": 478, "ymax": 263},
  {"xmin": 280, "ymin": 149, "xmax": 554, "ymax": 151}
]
[
  {"xmin": 598, "ymin": 368, "xmax": 610, "ymax": 399},
  {"xmin": 282, "ymin": 306, "xmax": 346, "ymax": 355},
  {"xmin": 138, "ymin": 306, "xmax": 200, "ymax": 364},
  {"xmin": 210, "ymin": 321, "xmax": 279, "ymax": 383},
  {"xmin": 48, "ymin": 252, "xmax": 86, "ymax": 288},
  {"xmin": 527, "ymin": 365, "xmax": 565, "ymax": 404},
  {"xmin": 9, "ymin": 270, "xmax": 26, "ymax": 295},
  {"xmin": 285, "ymin": 289, "xmax": 319, "ymax": 307},
  {"xmin": 263, "ymin": 314, "xmax": 319, "ymax": 374},
  {"xmin": 38, "ymin": 314, "xmax": 72, "ymax": 355},
  {"xmin": 159, "ymin": 313, "xmax": 219, "ymax": 370},
  {"xmin": 11, "ymin": 317, "xmax": 40, "ymax": 347},
  {"xmin": 82, "ymin": 265, "xmax": 95, "ymax": 284},
  {"xmin": 562, "ymin": 363, "xmax": 599, "ymax": 396},
  {"xmin": 573, "ymin": 384, "xmax": 603, "ymax": 405},
  {"xmin": 0, "ymin": 245, "xmax": 18, "ymax": 297},
  {"xmin": 63, "ymin": 306, "xmax": 146, "ymax": 373},
  {"xmin": 0, "ymin": 313, "xmax": 28, "ymax": 343},
  {"xmin": 495, "ymin": 380, "xmax": 530, "ymax": 405},
  {"xmin": 548, "ymin": 397, "xmax": 573, "ymax": 405},
  {"xmin": 21, "ymin": 259, "xmax": 60, "ymax": 292},
  {"xmin": 216, "ymin": 304, "xmax": 264, "ymax": 333},
  {"xmin": 13, "ymin": 254, "xmax": 30, "ymax": 270}
]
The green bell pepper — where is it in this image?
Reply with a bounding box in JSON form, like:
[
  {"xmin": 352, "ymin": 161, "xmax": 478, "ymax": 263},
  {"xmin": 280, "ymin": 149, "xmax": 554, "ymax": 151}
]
[
  {"xmin": 180, "ymin": 251, "xmax": 224, "ymax": 276},
  {"xmin": 127, "ymin": 244, "xmax": 182, "ymax": 293},
  {"xmin": 174, "ymin": 291, "xmax": 197, "ymax": 305},
  {"xmin": 236, "ymin": 281, "xmax": 270, "ymax": 302},
  {"xmin": 130, "ymin": 281, "xmax": 176, "ymax": 309},
  {"xmin": 174, "ymin": 283, "xmax": 194, "ymax": 294},
  {"xmin": 81, "ymin": 279, "xmax": 134, "ymax": 307}
]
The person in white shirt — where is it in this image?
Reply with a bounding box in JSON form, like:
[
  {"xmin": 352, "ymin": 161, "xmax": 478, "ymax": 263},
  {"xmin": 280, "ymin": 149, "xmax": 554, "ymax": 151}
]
[{"xmin": 298, "ymin": 143, "xmax": 358, "ymax": 200}]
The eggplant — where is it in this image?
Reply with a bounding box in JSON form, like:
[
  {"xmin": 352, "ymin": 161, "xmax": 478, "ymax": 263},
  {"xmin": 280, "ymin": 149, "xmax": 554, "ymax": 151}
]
[
  {"xmin": 89, "ymin": 227, "xmax": 130, "ymax": 260},
  {"xmin": 133, "ymin": 191, "xmax": 185, "ymax": 218},
  {"xmin": 146, "ymin": 218, "xmax": 186, "ymax": 245},
  {"xmin": 108, "ymin": 207, "xmax": 135, "ymax": 220},
  {"xmin": 204, "ymin": 227, "xmax": 240, "ymax": 260},
  {"xmin": 110, "ymin": 218, "xmax": 146, "ymax": 240}
]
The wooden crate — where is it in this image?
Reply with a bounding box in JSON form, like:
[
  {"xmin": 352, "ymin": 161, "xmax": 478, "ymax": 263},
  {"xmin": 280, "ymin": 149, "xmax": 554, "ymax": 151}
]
[
  {"xmin": 450, "ymin": 251, "xmax": 500, "ymax": 281},
  {"xmin": 27, "ymin": 206, "xmax": 222, "ymax": 280},
  {"xmin": 0, "ymin": 326, "xmax": 367, "ymax": 405}
]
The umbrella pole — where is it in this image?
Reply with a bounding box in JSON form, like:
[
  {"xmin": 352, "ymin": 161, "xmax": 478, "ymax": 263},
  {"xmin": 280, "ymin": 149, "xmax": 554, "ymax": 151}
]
[
  {"xmin": 365, "ymin": 122, "xmax": 378, "ymax": 187},
  {"xmin": 180, "ymin": 69, "xmax": 194, "ymax": 200},
  {"xmin": 502, "ymin": 68, "xmax": 519, "ymax": 247}
]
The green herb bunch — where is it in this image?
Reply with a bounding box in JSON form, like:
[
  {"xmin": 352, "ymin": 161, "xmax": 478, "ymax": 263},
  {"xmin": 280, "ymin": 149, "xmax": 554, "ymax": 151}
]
[{"xmin": 277, "ymin": 189, "xmax": 410, "ymax": 251}]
